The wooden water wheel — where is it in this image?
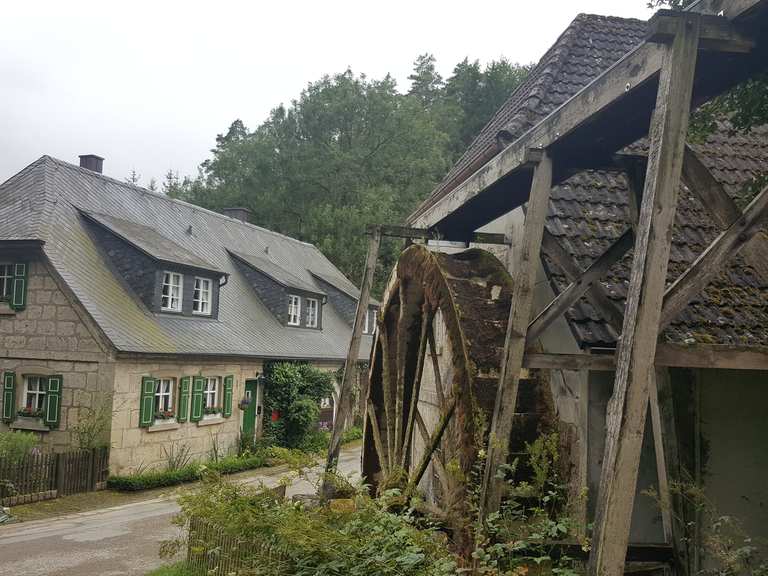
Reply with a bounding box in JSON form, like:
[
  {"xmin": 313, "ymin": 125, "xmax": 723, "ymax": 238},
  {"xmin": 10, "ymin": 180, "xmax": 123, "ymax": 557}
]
[{"xmin": 362, "ymin": 244, "xmax": 559, "ymax": 550}]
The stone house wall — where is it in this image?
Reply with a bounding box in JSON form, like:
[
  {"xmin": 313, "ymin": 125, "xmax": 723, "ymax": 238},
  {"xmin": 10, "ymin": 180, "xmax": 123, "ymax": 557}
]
[{"xmin": 0, "ymin": 254, "xmax": 114, "ymax": 451}]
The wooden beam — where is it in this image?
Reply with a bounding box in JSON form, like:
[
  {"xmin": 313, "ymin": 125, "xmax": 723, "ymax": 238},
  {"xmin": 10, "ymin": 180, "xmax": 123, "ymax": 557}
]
[
  {"xmin": 690, "ymin": 0, "xmax": 766, "ymax": 19},
  {"xmin": 682, "ymin": 145, "xmax": 768, "ymax": 282},
  {"xmin": 523, "ymin": 343, "xmax": 768, "ymax": 371},
  {"xmin": 401, "ymin": 307, "xmax": 433, "ymax": 468},
  {"xmin": 414, "ymin": 407, "xmax": 451, "ymax": 495},
  {"xmin": 369, "ymin": 224, "xmax": 508, "ymax": 246},
  {"xmin": 589, "ymin": 15, "xmax": 701, "ymax": 576},
  {"xmin": 322, "ymin": 226, "xmax": 381, "ymax": 497},
  {"xmin": 528, "ymin": 229, "xmax": 633, "ymax": 344},
  {"xmin": 647, "ymin": 9, "xmax": 755, "ymax": 52},
  {"xmin": 410, "ymin": 41, "xmax": 666, "ymax": 229},
  {"xmin": 406, "ymin": 396, "xmax": 457, "ymax": 495},
  {"xmin": 480, "ymin": 150, "xmax": 553, "ymax": 517},
  {"xmin": 541, "ymin": 230, "xmax": 626, "ymax": 334},
  {"xmin": 659, "ymin": 181, "xmax": 768, "ymax": 330},
  {"xmin": 648, "ymin": 369, "xmax": 673, "ymax": 544}
]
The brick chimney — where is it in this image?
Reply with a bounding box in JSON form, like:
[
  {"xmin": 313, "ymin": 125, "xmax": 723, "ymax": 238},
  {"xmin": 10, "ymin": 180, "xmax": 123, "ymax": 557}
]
[
  {"xmin": 79, "ymin": 154, "xmax": 104, "ymax": 174},
  {"xmin": 221, "ymin": 207, "xmax": 252, "ymax": 223}
]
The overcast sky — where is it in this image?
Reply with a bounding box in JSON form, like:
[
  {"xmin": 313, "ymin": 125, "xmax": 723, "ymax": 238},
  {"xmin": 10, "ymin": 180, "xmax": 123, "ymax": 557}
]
[{"xmin": 0, "ymin": 0, "xmax": 654, "ymax": 186}]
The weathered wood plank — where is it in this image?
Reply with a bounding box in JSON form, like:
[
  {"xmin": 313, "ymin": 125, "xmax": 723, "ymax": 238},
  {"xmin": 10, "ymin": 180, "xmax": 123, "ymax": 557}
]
[
  {"xmin": 401, "ymin": 307, "xmax": 433, "ymax": 468},
  {"xmin": 323, "ymin": 226, "xmax": 381, "ymax": 496},
  {"xmin": 659, "ymin": 181, "xmax": 768, "ymax": 330},
  {"xmin": 647, "ymin": 9, "xmax": 755, "ymax": 52},
  {"xmin": 370, "ymin": 224, "xmax": 508, "ymax": 245},
  {"xmin": 648, "ymin": 369, "xmax": 673, "ymax": 543},
  {"xmin": 589, "ymin": 15, "xmax": 701, "ymax": 576},
  {"xmin": 480, "ymin": 151, "xmax": 553, "ymax": 517},
  {"xmin": 682, "ymin": 145, "xmax": 768, "ymax": 282},
  {"xmin": 407, "ymin": 396, "xmax": 457, "ymax": 494},
  {"xmin": 541, "ymin": 230, "xmax": 626, "ymax": 334},
  {"xmin": 527, "ymin": 229, "xmax": 633, "ymax": 344}
]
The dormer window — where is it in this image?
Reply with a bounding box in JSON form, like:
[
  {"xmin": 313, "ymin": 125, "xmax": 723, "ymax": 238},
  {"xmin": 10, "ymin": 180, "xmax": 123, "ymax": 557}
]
[
  {"xmin": 193, "ymin": 277, "xmax": 212, "ymax": 315},
  {"xmin": 161, "ymin": 271, "xmax": 183, "ymax": 312},
  {"xmin": 288, "ymin": 295, "xmax": 301, "ymax": 326},
  {"xmin": 306, "ymin": 298, "xmax": 319, "ymax": 328}
]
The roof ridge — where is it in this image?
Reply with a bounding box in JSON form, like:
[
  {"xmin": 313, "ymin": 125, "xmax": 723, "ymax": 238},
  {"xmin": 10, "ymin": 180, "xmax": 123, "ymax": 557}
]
[{"xmin": 45, "ymin": 156, "xmax": 317, "ymax": 248}]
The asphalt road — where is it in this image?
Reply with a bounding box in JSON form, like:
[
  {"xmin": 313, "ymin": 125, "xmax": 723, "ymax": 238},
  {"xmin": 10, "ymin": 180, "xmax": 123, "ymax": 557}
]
[{"xmin": 0, "ymin": 445, "xmax": 361, "ymax": 576}]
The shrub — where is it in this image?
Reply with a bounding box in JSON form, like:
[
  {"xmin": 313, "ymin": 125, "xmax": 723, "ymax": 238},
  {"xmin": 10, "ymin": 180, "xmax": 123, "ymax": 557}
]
[
  {"xmin": 341, "ymin": 425, "xmax": 363, "ymax": 444},
  {"xmin": 107, "ymin": 450, "xmax": 270, "ymax": 492},
  {"xmin": 163, "ymin": 474, "xmax": 459, "ymax": 576},
  {"xmin": 0, "ymin": 431, "xmax": 40, "ymax": 461}
]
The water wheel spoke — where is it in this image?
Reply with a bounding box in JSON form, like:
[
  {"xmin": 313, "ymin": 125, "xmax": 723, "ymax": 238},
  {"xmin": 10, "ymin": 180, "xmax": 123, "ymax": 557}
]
[
  {"xmin": 407, "ymin": 396, "xmax": 457, "ymax": 494},
  {"xmin": 378, "ymin": 327, "xmax": 396, "ymax": 467},
  {"xmin": 400, "ymin": 305, "xmax": 433, "ymax": 469},
  {"xmin": 394, "ymin": 283, "xmax": 409, "ymax": 464},
  {"xmin": 427, "ymin": 325, "xmax": 446, "ymax": 408},
  {"xmin": 367, "ymin": 398, "xmax": 389, "ymax": 475},
  {"xmin": 414, "ymin": 407, "xmax": 451, "ymax": 496}
]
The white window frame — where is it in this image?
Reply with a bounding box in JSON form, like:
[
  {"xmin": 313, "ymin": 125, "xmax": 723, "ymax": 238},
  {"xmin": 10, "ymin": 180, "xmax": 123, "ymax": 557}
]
[
  {"xmin": 161, "ymin": 271, "xmax": 183, "ymax": 312},
  {"xmin": 363, "ymin": 308, "xmax": 376, "ymax": 335},
  {"xmin": 23, "ymin": 375, "xmax": 47, "ymax": 413},
  {"xmin": 306, "ymin": 298, "xmax": 319, "ymax": 328},
  {"xmin": 0, "ymin": 263, "xmax": 12, "ymax": 300},
  {"xmin": 154, "ymin": 377, "xmax": 175, "ymax": 418},
  {"xmin": 287, "ymin": 295, "xmax": 301, "ymax": 326},
  {"xmin": 192, "ymin": 277, "xmax": 212, "ymax": 316},
  {"xmin": 203, "ymin": 376, "xmax": 219, "ymax": 416}
]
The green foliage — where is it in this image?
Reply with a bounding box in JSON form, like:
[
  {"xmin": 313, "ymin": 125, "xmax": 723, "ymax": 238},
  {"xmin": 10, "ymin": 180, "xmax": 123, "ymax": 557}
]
[
  {"xmin": 690, "ymin": 74, "xmax": 768, "ymax": 142},
  {"xmin": 107, "ymin": 450, "xmax": 270, "ymax": 492},
  {"xmin": 0, "ymin": 431, "xmax": 39, "ymax": 462},
  {"xmin": 162, "ymin": 442, "xmax": 193, "ymax": 472},
  {"xmin": 144, "ymin": 562, "xmax": 193, "ymax": 576},
  {"xmin": 342, "ymin": 424, "xmax": 364, "ymax": 444},
  {"xmin": 168, "ymin": 58, "xmax": 529, "ymax": 295},
  {"xmin": 71, "ymin": 395, "xmax": 113, "ymax": 450},
  {"xmin": 163, "ymin": 473, "xmax": 459, "ymax": 576},
  {"xmin": 263, "ymin": 362, "xmax": 334, "ymax": 449},
  {"xmin": 472, "ymin": 433, "xmax": 584, "ymax": 576}
]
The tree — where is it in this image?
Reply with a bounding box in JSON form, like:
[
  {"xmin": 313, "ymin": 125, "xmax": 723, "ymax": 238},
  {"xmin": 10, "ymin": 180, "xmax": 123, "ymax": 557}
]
[
  {"xmin": 408, "ymin": 53, "xmax": 444, "ymax": 108},
  {"xmin": 125, "ymin": 169, "xmax": 141, "ymax": 185}
]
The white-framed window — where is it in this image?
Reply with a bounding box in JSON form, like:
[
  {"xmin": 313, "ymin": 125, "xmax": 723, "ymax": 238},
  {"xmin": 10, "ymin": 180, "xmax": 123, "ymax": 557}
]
[
  {"xmin": 154, "ymin": 378, "xmax": 175, "ymax": 416},
  {"xmin": 363, "ymin": 308, "xmax": 376, "ymax": 334},
  {"xmin": 161, "ymin": 271, "xmax": 183, "ymax": 312},
  {"xmin": 192, "ymin": 277, "xmax": 212, "ymax": 315},
  {"xmin": 287, "ymin": 295, "xmax": 301, "ymax": 326},
  {"xmin": 203, "ymin": 377, "xmax": 219, "ymax": 414},
  {"xmin": 24, "ymin": 375, "xmax": 47, "ymax": 412},
  {"xmin": 306, "ymin": 298, "xmax": 319, "ymax": 328},
  {"xmin": 0, "ymin": 264, "xmax": 13, "ymax": 299}
]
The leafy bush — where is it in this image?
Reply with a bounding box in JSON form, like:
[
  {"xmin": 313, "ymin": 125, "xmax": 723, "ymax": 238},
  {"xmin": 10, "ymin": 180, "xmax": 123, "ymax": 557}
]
[
  {"xmin": 0, "ymin": 431, "xmax": 40, "ymax": 461},
  {"xmin": 107, "ymin": 450, "xmax": 270, "ymax": 492},
  {"xmin": 342, "ymin": 425, "xmax": 363, "ymax": 444},
  {"xmin": 263, "ymin": 362, "xmax": 334, "ymax": 449},
  {"xmin": 163, "ymin": 474, "xmax": 459, "ymax": 576}
]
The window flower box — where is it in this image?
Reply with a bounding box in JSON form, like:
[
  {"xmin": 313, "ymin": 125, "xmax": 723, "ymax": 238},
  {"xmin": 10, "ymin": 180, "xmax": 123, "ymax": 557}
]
[
  {"xmin": 17, "ymin": 407, "xmax": 44, "ymax": 419},
  {"xmin": 154, "ymin": 410, "xmax": 176, "ymax": 421},
  {"xmin": 237, "ymin": 397, "xmax": 252, "ymax": 410},
  {"xmin": 203, "ymin": 406, "xmax": 221, "ymax": 415}
]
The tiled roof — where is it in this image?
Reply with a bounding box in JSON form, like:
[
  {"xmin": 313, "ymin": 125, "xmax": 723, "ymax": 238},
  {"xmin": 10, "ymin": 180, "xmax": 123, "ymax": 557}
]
[
  {"xmin": 411, "ymin": 14, "xmax": 648, "ymax": 221},
  {"xmin": 413, "ymin": 13, "xmax": 768, "ymax": 348},
  {"xmin": 0, "ymin": 156, "xmax": 372, "ymax": 360}
]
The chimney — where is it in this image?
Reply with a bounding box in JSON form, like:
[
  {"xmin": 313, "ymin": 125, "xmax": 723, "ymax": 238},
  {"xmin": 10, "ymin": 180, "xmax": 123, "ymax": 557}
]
[
  {"xmin": 79, "ymin": 154, "xmax": 104, "ymax": 174},
  {"xmin": 221, "ymin": 207, "xmax": 252, "ymax": 223}
]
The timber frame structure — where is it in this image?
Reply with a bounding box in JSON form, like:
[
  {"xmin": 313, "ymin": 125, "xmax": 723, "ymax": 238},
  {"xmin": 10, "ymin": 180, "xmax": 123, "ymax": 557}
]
[{"xmin": 327, "ymin": 1, "xmax": 768, "ymax": 574}]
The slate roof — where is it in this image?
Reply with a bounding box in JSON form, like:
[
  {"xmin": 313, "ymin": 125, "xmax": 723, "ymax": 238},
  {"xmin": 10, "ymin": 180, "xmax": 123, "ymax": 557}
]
[
  {"xmin": 0, "ymin": 156, "xmax": 372, "ymax": 360},
  {"xmin": 411, "ymin": 13, "xmax": 768, "ymax": 349},
  {"xmin": 229, "ymin": 251, "xmax": 325, "ymax": 295},
  {"xmin": 84, "ymin": 211, "xmax": 222, "ymax": 274}
]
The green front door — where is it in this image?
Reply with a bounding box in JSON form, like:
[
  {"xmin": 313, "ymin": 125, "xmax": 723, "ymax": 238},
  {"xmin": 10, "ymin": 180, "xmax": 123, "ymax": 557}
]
[{"xmin": 242, "ymin": 379, "xmax": 258, "ymax": 439}]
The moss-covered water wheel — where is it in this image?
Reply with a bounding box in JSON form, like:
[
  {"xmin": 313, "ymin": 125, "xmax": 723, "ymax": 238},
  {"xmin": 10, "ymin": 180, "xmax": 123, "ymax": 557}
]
[{"xmin": 362, "ymin": 244, "xmax": 558, "ymax": 555}]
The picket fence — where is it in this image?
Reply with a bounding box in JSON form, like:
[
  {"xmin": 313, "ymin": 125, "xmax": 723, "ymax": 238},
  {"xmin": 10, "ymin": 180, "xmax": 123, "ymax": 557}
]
[{"xmin": 0, "ymin": 447, "xmax": 109, "ymax": 505}]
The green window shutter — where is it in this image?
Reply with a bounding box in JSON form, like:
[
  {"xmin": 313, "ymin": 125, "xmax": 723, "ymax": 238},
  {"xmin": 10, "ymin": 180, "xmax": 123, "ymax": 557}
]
[
  {"xmin": 139, "ymin": 376, "xmax": 156, "ymax": 428},
  {"xmin": 44, "ymin": 375, "xmax": 63, "ymax": 428},
  {"xmin": 222, "ymin": 375, "xmax": 234, "ymax": 418},
  {"xmin": 190, "ymin": 376, "xmax": 204, "ymax": 422},
  {"xmin": 177, "ymin": 376, "xmax": 191, "ymax": 423},
  {"xmin": 11, "ymin": 263, "xmax": 27, "ymax": 311},
  {"xmin": 2, "ymin": 371, "xmax": 16, "ymax": 423}
]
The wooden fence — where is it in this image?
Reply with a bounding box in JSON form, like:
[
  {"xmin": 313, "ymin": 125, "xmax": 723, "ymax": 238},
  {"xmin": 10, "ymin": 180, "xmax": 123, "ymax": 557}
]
[{"xmin": 0, "ymin": 447, "xmax": 109, "ymax": 505}]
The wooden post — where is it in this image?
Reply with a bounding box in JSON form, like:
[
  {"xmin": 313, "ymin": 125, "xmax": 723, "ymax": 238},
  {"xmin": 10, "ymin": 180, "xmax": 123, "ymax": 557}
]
[
  {"xmin": 479, "ymin": 149, "xmax": 553, "ymax": 517},
  {"xmin": 322, "ymin": 226, "xmax": 382, "ymax": 497},
  {"xmin": 588, "ymin": 14, "xmax": 701, "ymax": 576}
]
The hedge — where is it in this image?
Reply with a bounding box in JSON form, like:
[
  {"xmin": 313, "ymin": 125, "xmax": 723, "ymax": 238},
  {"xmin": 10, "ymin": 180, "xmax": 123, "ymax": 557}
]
[{"xmin": 107, "ymin": 452, "xmax": 269, "ymax": 492}]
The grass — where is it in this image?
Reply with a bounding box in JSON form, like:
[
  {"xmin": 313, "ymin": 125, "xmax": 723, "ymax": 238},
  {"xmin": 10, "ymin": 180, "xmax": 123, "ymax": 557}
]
[{"xmin": 145, "ymin": 562, "xmax": 192, "ymax": 576}]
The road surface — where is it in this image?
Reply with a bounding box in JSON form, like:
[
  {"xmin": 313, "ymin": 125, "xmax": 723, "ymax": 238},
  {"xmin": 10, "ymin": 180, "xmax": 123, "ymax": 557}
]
[{"xmin": 0, "ymin": 445, "xmax": 361, "ymax": 576}]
